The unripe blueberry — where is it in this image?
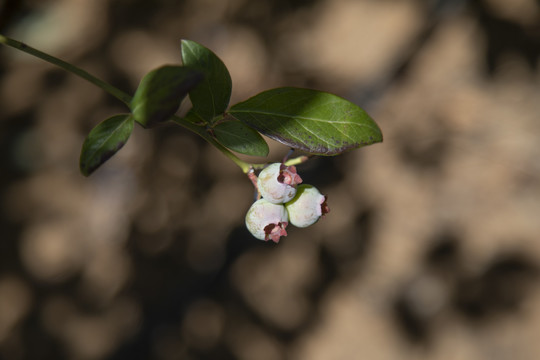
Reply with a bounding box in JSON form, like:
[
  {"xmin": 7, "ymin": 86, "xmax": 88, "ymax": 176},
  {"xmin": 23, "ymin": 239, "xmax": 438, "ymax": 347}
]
[
  {"xmin": 257, "ymin": 163, "xmax": 303, "ymax": 204},
  {"xmin": 285, "ymin": 184, "xmax": 329, "ymax": 228},
  {"xmin": 245, "ymin": 199, "xmax": 289, "ymax": 243}
]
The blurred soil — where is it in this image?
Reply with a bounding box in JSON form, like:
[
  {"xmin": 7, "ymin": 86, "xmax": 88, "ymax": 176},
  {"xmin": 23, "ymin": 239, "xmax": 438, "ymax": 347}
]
[{"xmin": 1, "ymin": 0, "xmax": 540, "ymax": 359}]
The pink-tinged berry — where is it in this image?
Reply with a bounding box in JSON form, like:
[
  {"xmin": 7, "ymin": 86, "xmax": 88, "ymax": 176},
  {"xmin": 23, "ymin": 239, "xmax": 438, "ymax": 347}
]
[
  {"xmin": 285, "ymin": 184, "xmax": 329, "ymax": 228},
  {"xmin": 257, "ymin": 163, "xmax": 303, "ymax": 204},
  {"xmin": 245, "ymin": 199, "xmax": 289, "ymax": 243}
]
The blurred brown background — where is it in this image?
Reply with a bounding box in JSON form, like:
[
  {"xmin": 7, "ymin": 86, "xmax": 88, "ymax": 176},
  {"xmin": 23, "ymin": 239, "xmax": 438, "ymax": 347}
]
[{"xmin": 1, "ymin": 0, "xmax": 540, "ymax": 359}]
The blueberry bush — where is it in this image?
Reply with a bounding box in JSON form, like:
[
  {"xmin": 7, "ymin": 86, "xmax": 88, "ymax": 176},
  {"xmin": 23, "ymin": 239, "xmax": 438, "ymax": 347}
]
[{"xmin": 0, "ymin": 35, "xmax": 382, "ymax": 242}]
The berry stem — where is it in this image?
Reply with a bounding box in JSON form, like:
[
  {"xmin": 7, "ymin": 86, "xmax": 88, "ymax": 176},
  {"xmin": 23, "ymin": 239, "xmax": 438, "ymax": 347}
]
[
  {"xmin": 282, "ymin": 148, "xmax": 295, "ymax": 163},
  {"xmin": 284, "ymin": 155, "xmax": 310, "ymax": 167},
  {"xmin": 247, "ymin": 168, "xmax": 258, "ymax": 189},
  {"xmin": 246, "ymin": 168, "xmax": 261, "ymax": 200}
]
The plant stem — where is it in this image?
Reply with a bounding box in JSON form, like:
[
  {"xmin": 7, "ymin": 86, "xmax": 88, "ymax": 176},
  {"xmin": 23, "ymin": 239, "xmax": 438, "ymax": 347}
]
[
  {"xmin": 0, "ymin": 34, "xmax": 252, "ymax": 171},
  {"xmin": 171, "ymin": 116, "xmax": 252, "ymax": 173},
  {"xmin": 0, "ymin": 34, "xmax": 132, "ymax": 106},
  {"xmin": 171, "ymin": 117, "xmax": 310, "ymax": 173},
  {"xmin": 0, "ymin": 34, "xmax": 306, "ymax": 175}
]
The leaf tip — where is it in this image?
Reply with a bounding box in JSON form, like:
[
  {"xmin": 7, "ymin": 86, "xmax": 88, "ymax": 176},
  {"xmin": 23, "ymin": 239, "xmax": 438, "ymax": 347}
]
[{"xmin": 79, "ymin": 167, "xmax": 91, "ymax": 177}]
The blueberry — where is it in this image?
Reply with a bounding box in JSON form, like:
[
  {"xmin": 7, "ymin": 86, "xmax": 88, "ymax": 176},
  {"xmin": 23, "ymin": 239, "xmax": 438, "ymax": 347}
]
[
  {"xmin": 245, "ymin": 199, "xmax": 289, "ymax": 242},
  {"xmin": 285, "ymin": 184, "xmax": 329, "ymax": 228}
]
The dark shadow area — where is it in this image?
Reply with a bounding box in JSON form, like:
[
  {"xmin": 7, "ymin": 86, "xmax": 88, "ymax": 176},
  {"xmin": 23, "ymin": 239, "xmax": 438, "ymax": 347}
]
[
  {"xmin": 392, "ymin": 229, "xmax": 463, "ymax": 344},
  {"xmin": 453, "ymin": 252, "xmax": 539, "ymax": 321},
  {"xmin": 393, "ymin": 229, "xmax": 539, "ymax": 346},
  {"xmin": 470, "ymin": 0, "xmax": 540, "ymax": 75}
]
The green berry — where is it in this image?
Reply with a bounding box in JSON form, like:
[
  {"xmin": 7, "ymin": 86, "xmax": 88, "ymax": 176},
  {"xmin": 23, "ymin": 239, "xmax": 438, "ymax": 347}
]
[
  {"xmin": 245, "ymin": 199, "xmax": 289, "ymax": 242},
  {"xmin": 285, "ymin": 184, "xmax": 329, "ymax": 228},
  {"xmin": 257, "ymin": 163, "xmax": 303, "ymax": 204}
]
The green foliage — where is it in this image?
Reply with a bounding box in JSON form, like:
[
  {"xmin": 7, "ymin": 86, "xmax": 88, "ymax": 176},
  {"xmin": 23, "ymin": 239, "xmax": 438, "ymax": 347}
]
[
  {"xmin": 2, "ymin": 27, "xmax": 384, "ymax": 242},
  {"xmin": 77, "ymin": 40, "xmax": 382, "ymax": 174},
  {"xmin": 213, "ymin": 119, "xmax": 269, "ymax": 157},
  {"xmin": 181, "ymin": 39, "xmax": 232, "ymax": 124},
  {"xmin": 80, "ymin": 114, "xmax": 134, "ymax": 176},
  {"xmin": 229, "ymin": 87, "xmax": 382, "ymax": 155},
  {"xmin": 131, "ymin": 65, "xmax": 203, "ymax": 128}
]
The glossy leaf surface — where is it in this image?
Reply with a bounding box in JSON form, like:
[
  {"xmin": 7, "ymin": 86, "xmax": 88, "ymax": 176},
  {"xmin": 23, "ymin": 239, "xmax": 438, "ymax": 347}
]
[
  {"xmin": 131, "ymin": 65, "xmax": 202, "ymax": 128},
  {"xmin": 80, "ymin": 114, "xmax": 134, "ymax": 176},
  {"xmin": 214, "ymin": 119, "xmax": 269, "ymax": 157},
  {"xmin": 181, "ymin": 40, "xmax": 232, "ymax": 124},
  {"xmin": 229, "ymin": 87, "xmax": 382, "ymax": 155}
]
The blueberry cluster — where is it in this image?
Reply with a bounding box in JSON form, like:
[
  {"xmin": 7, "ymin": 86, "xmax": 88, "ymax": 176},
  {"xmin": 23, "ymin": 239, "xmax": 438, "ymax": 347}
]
[{"xmin": 245, "ymin": 163, "xmax": 329, "ymax": 243}]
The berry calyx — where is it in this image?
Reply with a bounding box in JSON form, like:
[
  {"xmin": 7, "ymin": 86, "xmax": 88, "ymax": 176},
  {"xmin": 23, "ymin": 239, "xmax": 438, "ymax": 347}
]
[
  {"xmin": 245, "ymin": 199, "xmax": 289, "ymax": 242},
  {"xmin": 277, "ymin": 164, "xmax": 302, "ymax": 186},
  {"xmin": 285, "ymin": 184, "xmax": 329, "ymax": 228},
  {"xmin": 257, "ymin": 163, "xmax": 303, "ymax": 204}
]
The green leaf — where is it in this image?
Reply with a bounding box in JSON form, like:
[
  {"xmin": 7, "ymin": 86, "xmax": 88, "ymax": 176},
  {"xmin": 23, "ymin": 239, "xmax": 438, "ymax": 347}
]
[
  {"xmin": 131, "ymin": 65, "xmax": 203, "ymax": 128},
  {"xmin": 80, "ymin": 114, "xmax": 134, "ymax": 176},
  {"xmin": 181, "ymin": 39, "xmax": 232, "ymax": 124},
  {"xmin": 213, "ymin": 119, "xmax": 269, "ymax": 157},
  {"xmin": 229, "ymin": 87, "xmax": 382, "ymax": 155},
  {"xmin": 183, "ymin": 109, "xmax": 206, "ymax": 125}
]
